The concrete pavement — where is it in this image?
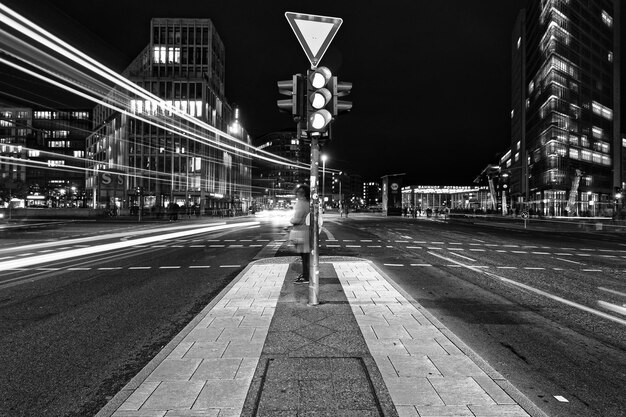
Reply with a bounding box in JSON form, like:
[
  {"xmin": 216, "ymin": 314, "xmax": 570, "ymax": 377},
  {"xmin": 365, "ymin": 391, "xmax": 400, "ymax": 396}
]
[{"xmin": 97, "ymin": 256, "xmax": 543, "ymax": 417}]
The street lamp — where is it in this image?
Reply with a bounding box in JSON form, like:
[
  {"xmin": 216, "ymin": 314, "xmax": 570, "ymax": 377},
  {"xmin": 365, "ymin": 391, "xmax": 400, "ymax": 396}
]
[{"xmin": 321, "ymin": 154, "xmax": 327, "ymax": 208}]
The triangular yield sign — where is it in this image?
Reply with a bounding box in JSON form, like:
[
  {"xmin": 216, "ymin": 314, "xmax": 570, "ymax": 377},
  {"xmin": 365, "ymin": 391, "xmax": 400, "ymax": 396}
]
[{"xmin": 285, "ymin": 12, "xmax": 342, "ymax": 68}]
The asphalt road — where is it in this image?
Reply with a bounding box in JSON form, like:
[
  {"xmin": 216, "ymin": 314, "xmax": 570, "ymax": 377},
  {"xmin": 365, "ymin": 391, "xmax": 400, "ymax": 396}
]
[
  {"xmin": 0, "ymin": 216, "xmax": 287, "ymax": 417},
  {"xmin": 314, "ymin": 214, "xmax": 626, "ymax": 417},
  {"xmin": 1, "ymin": 213, "xmax": 625, "ymax": 417}
]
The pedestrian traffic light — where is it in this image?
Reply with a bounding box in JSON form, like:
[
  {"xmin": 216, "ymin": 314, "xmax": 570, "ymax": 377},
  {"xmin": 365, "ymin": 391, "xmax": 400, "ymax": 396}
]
[
  {"xmin": 615, "ymin": 187, "xmax": 623, "ymax": 199},
  {"xmin": 306, "ymin": 66, "xmax": 333, "ymax": 134},
  {"xmin": 331, "ymin": 78, "xmax": 352, "ymax": 116},
  {"xmin": 277, "ymin": 74, "xmax": 304, "ymax": 122}
]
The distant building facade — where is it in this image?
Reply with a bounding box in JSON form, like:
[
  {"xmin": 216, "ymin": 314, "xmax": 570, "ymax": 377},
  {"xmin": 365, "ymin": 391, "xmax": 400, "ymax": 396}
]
[
  {"xmin": 502, "ymin": 0, "xmax": 622, "ymax": 216},
  {"xmin": 252, "ymin": 130, "xmax": 308, "ymax": 209},
  {"xmin": 87, "ymin": 18, "xmax": 251, "ymax": 213},
  {"xmin": 0, "ymin": 106, "xmax": 91, "ymax": 207},
  {"xmin": 363, "ymin": 181, "xmax": 382, "ymax": 206}
]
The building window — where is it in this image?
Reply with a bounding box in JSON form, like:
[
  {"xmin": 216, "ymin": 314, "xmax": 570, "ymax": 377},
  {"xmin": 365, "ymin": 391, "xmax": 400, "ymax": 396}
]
[
  {"xmin": 581, "ymin": 150, "xmax": 591, "ymax": 161},
  {"xmin": 591, "ymin": 101, "xmax": 613, "ymax": 120},
  {"xmin": 601, "ymin": 10, "xmax": 613, "ymax": 28},
  {"xmin": 49, "ymin": 141, "xmax": 68, "ymax": 148},
  {"xmin": 73, "ymin": 150, "xmax": 84, "ymax": 158},
  {"xmin": 47, "ymin": 160, "xmax": 65, "ymax": 167},
  {"xmin": 517, "ymin": 37, "xmax": 521, "ymax": 49},
  {"xmin": 28, "ymin": 150, "xmax": 40, "ymax": 157},
  {"xmin": 569, "ymin": 149, "xmax": 578, "ymax": 159},
  {"xmin": 153, "ymin": 46, "xmax": 167, "ymax": 63},
  {"xmin": 608, "ymin": 51, "xmax": 613, "ymax": 62}
]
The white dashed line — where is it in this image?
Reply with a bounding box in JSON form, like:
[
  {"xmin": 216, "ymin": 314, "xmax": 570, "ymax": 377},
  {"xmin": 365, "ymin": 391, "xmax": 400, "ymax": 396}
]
[
  {"xmin": 68, "ymin": 267, "xmax": 91, "ymax": 270},
  {"xmin": 406, "ymin": 246, "xmax": 422, "ymax": 249},
  {"xmin": 431, "ymin": 242, "xmax": 444, "ymax": 244},
  {"xmin": 98, "ymin": 267, "xmax": 121, "ymax": 270},
  {"xmin": 598, "ymin": 287, "xmax": 626, "ymax": 298},
  {"xmin": 160, "ymin": 266, "xmax": 181, "ymax": 269},
  {"xmin": 511, "ymin": 251, "xmax": 528, "ymax": 254},
  {"xmin": 497, "ymin": 266, "xmax": 517, "ymax": 269},
  {"xmin": 189, "ymin": 266, "xmax": 211, "ymax": 269},
  {"xmin": 210, "ymin": 245, "xmax": 226, "ymax": 248},
  {"xmin": 532, "ymin": 252, "xmax": 550, "ymax": 255},
  {"xmin": 129, "ymin": 267, "xmax": 151, "ymax": 270},
  {"xmin": 554, "ymin": 396, "xmax": 569, "ymax": 403},
  {"xmin": 368, "ymin": 245, "xmax": 382, "ymax": 248},
  {"xmin": 469, "ymin": 249, "xmax": 486, "ymax": 252},
  {"xmin": 581, "ymin": 269, "xmax": 602, "ymax": 272},
  {"xmin": 410, "ymin": 264, "xmax": 432, "ymax": 267},
  {"xmin": 524, "ymin": 267, "xmax": 545, "ymax": 270},
  {"xmin": 383, "ymin": 264, "xmax": 404, "ymax": 267},
  {"xmin": 220, "ymin": 265, "xmax": 241, "ymax": 268},
  {"xmin": 190, "ymin": 245, "xmax": 205, "ymax": 248}
]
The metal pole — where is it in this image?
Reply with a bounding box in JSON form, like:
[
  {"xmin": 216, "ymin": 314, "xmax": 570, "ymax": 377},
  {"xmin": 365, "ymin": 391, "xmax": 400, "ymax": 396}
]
[
  {"xmin": 309, "ymin": 136, "xmax": 320, "ymax": 306},
  {"xmin": 322, "ymin": 158, "xmax": 326, "ymax": 210}
]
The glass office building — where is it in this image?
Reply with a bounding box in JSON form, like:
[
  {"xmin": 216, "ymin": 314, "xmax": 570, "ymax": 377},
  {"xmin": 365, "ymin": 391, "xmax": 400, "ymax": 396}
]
[
  {"xmin": 504, "ymin": 0, "xmax": 621, "ymax": 216},
  {"xmin": 87, "ymin": 18, "xmax": 251, "ymax": 214}
]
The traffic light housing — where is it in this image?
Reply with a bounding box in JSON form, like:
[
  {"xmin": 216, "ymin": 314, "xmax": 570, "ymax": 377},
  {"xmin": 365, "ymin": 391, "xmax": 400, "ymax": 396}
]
[
  {"xmin": 332, "ymin": 78, "xmax": 352, "ymax": 116},
  {"xmin": 306, "ymin": 66, "xmax": 333, "ymax": 134},
  {"xmin": 277, "ymin": 74, "xmax": 304, "ymax": 122}
]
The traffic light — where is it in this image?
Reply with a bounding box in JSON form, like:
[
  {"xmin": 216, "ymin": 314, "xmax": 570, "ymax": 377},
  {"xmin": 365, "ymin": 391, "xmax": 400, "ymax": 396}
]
[
  {"xmin": 277, "ymin": 74, "xmax": 304, "ymax": 122},
  {"xmin": 331, "ymin": 78, "xmax": 352, "ymax": 116},
  {"xmin": 615, "ymin": 187, "xmax": 623, "ymax": 199},
  {"xmin": 306, "ymin": 66, "xmax": 333, "ymax": 134}
]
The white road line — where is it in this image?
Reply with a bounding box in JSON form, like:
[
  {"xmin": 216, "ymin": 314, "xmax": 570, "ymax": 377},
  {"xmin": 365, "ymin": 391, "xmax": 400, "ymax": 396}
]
[
  {"xmin": 220, "ymin": 265, "xmax": 241, "ymax": 268},
  {"xmin": 68, "ymin": 267, "xmax": 91, "ymax": 270},
  {"xmin": 229, "ymin": 245, "xmax": 244, "ymax": 248},
  {"xmin": 554, "ymin": 253, "xmax": 573, "ymax": 256},
  {"xmin": 512, "ymin": 251, "xmax": 528, "ymax": 254},
  {"xmin": 449, "ymin": 242, "xmax": 462, "ymax": 245},
  {"xmin": 401, "ymin": 235, "xmax": 413, "ymax": 239},
  {"xmin": 576, "ymin": 254, "xmax": 591, "ymax": 257},
  {"xmin": 189, "ymin": 266, "xmax": 211, "ymax": 269},
  {"xmin": 556, "ymin": 257, "xmax": 585, "ymax": 265},
  {"xmin": 598, "ymin": 287, "xmax": 626, "ymax": 298},
  {"xmin": 472, "ymin": 239, "xmax": 486, "ymax": 243},
  {"xmin": 431, "ymin": 242, "xmax": 444, "ymax": 244},
  {"xmin": 532, "ymin": 252, "xmax": 550, "ymax": 255},
  {"xmin": 449, "ymin": 252, "xmax": 476, "ymax": 262},
  {"xmin": 346, "ymin": 245, "xmax": 362, "ymax": 248},
  {"xmin": 497, "ymin": 266, "xmax": 517, "ymax": 269},
  {"xmin": 581, "ymin": 269, "xmax": 602, "ymax": 272},
  {"xmin": 361, "ymin": 240, "xmax": 373, "ymax": 242},
  {"xmin": 257, "ymin": 239, "xmax": 270, "ymax": 242},
  {"xmin": 224, "ymin": 239, "xmax": 236, "ymax": 242},
  {"xmin": 171, "ymin": 245, "xmax": 184, "ymax": 248},
  {"xmin": 469, "ymin": 243, "xmax": 481, "ymax": 246},
  {"xmin": 210, "ymin": 245, "xmax": 226, "ymax": 248},
  {"xmin": 129, "ymin": 267, "xmax": 151, "ymax": 270},
  {"xmin": 406, "ymin": 246, "xmax": 422, "ymax": 249},
  {"xmin": 250, "ymin": 244, "xmax": 263, "ymax": 247},
  {"xmin": 496, "ymin": 250, "xmax": 507, "ymax": 253},
  {"xmin": 469, "ymin": 249, "xmax": 486, "ymax": 252},
  {"xmin": 240, "ymin": 240, "xmax": 253, "ymax": 242},
  {"xmin": 427, "ymin": 251, "xmax": 626, "ymax": 327},
  {"xmin": 524, "ymin": 267, "xmax": 545, "ymax": 270},
  {"xmin": 485, "ymin": 244, "xmax": 499, "ymax": 247},
  {"xmin": 395, "ymin": 240, "xmax": 409, "ymax": 243},
  {"xmin": 560, "ymin": 248, "xmax": 576, "ymax": 250},
  {"xmin": 383, "ymin": 264, "xmax": 404, "ymax": 267},
  {"xmin": 410, "ymin": 264, "xmax": 432, "ymax": 267},
  {"xmin": 368, "ymin": 245, "xmax": 382, "ymax": 248},
  {"xmin": 327, "ymin": 245, "xmax": 341, "ymax": 247},
  {"xmin": 554, "ymin": 396, "xmax": 569, "ymax": 403},
  {"xmin": 427, "ymin": 247, "xmax": 443, "ymax": 250},
  {"xmin": 160, "ymin": 266, "xmax": 181, "ymax": 269},
  {"xmin": 414, "ymin": 241, "xmax": 427, "ymax": 244},
  {"xmin": 98, "ymin": 267, "xmax": 121, "ymax": 270},
  {"xmin": 503, "ymin": 245, "xmax": 519, "ymax": 248},
  {"xmin": 448, "ymin": 248, "xmax": 465, "ymax": 251},
  {"xmin": 189, "ymin": 245, "xmax": 205, "ymax": 248},
  {"xmin": 553, "ymin": 268, "xmax": 565, "ymax": 271}
]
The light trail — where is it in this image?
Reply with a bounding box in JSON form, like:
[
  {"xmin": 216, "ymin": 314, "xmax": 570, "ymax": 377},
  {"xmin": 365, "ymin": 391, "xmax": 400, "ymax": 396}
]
[
  {"xmin": 0, "ymin": 4, "xmax": 308, "ymax": 170},
  {"xmin": 0, "ymin": 221, "xmax": 259, "ymax": 270}
]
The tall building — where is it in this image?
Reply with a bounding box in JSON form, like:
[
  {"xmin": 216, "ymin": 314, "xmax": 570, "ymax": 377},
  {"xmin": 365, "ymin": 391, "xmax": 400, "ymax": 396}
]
[
  {"xmin": 252, "ymin": 130, "xmax": 308, "ymax": 209},
  {"xmin": 504, "ymin": 0, "xmax": 621, "ymax": 216},
  {"xmin": 363, "ymin": 181, "xmax": 382, "ymax": 207},
  {"xmin": 86, "ymin": 18, "xmax": 251, "ymax": 213}
]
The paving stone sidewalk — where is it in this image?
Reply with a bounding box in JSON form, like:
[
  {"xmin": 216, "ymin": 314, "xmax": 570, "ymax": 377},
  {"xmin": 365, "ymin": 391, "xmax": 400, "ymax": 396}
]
[{"xmin": 98, "ymin": 257, "xmax": 540, "ymax": 417}]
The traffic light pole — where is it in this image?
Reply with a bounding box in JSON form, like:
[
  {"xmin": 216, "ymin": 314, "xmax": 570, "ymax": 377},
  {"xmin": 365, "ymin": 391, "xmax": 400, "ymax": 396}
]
[{"xmin": 309, "ymin": 135, "xmax": 320, "ymax": 306}]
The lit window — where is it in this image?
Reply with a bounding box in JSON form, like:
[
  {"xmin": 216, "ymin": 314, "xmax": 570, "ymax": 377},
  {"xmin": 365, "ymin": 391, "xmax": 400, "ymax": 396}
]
[
  {"xmin": 28, "ymin": 150, "xmax": 40, "ymax": 157},
  {"xmin": 601, "ymin": 10, "xmax": 613, "ymax": 28},
  {"xmin": 510, "ymin": 109, "xmax": 515, "ymax": 119},
  {"xmin": 608, "ymin": 52, "xmax": 613, "ymax": 62},
  {"xmin": 592, "ymin": 101, "xmax": 613, "ymax": 120},
  {"xmin": 601, "ymin": 155, "xmax": 611, "ymax": 166},
  {"xmin": 73, "ymin": 151, "xmax": 84, "ymax": 158},
  {"xmin": 592, "ymin": 126, "xmax": 603, "ymax": 139},
  {"xmin": 569, "ymin": 149, "xmax": 579, "ymax": 159},
  {"xmin": 517, "ymin": 37, "xmax": 521, "ymax": 49},
  {"xmin": 581, "ymin": 150, "xmax": 591, "ymax": 161},
  {"xmin": 623, "ymin": 138, "xmax": 626, "ymax": 148},
  {"xmin": 153, "ymin": 46, "xmax": 167, "ymax": 63},
  {"xmin": 47, "ymin": 160, "xmax": 65, "ymax": 167}
]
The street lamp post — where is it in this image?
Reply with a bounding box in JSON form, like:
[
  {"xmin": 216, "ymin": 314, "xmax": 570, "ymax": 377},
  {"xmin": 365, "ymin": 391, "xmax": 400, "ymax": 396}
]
[{"xmin": 321, "ymin": 154, "xmax": 327, "ymax": 209}]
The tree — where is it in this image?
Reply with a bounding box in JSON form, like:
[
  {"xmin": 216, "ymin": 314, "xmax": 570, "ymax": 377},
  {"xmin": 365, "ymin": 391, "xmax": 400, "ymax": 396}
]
[{"xmin": 0, "ymin": 178, "xmax": 29, "ymax": 204}]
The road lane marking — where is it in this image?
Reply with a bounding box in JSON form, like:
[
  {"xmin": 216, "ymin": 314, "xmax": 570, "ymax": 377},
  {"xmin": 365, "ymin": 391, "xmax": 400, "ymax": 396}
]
[
  {"xmin": 395, "ymin": 240, "xmax": 409, "ymax": 243},
  {"xmin": 406, "ymin": 246, "xmax": 422, "ymax": 249},
  {"xmin": 189, "ymin": 266, "xmax": 211, "ymax": 269},
  {"xmin": 511, "ymin": 251, "xmax": 527, "ymax": 254},
  {"xmin": 554, "ymin": 396, "xmax": 569, "ymax": 403},
  {"xmin": 496, "ymin": 250, "xmax": 507, "ymax": 253},
  {"xmin": 189, "ymin": 245, "xmax": 205, "ymax": 247},
  {"xmin": 68, "ymin": 267, "xmax": 91, "ymax": 270},
  {"xmin": 129, "ymin": 267, "xmax": 151, "ymax": 270},
  {"xmin": 160, "ymin": 266, "xmax": 181, "ymax": 269},
  {"xmin": 449, "ymin": 242, "xmax": 462, "ymax": 245},
  {"xmin": 597, "ymin": 300, "xmax": 626, "ymax": 316},
  {"xmin": 497, "ymin": 266, "xmax": 517, "ymax": 269},
  {"xmin": 383, "ymin": 264, "xmax": 404, "ymax": 267},
  {"xmin": 431, "ymin": 241, "xmax": 444, "ymax": 244},
  {"xmin": 229, "ymin": 245, "xmax": 244, "ymax": 248},
  {"xmin": 427, "ymin": 251, "xmax": 626, "ymax": 326},
  {"xmin": 556, "ymin": 257, "xmax": 585, "ymax": 265},
  {"xmin": 250, "ymin": 244, "xmax": 263, "ymax": 247},
  {"xmin": 503, "ymin": 245, "xmax": 519, "ymax": 247},
  {"xmin": 427, "ymin": 247, "xmax": 443, "ymax": 250},
  {"xmin": 449, "ymin": 252, "xmax": 476, "ymax": 262},
  {"xmin": 327, "ymin": 245, "xmax": 341, "ymax": 247},
  {"xmin": 361, "ymin": 240, "xmax": 373, "ymax": 242},
  {"xmin": 368, "ymin": 245, "xmax": 382, "ymax": 248},
  {"xmin": 448, "ymin": 248, "xmax": 465, "ymax": 251},
  {"xmin": 210, "ymin": 245, "xmax": 226, "ymax": 248},
  {"xmin": 581, "ymin": 269, "xmax": 602, "ymax": 272},
  {"xmin": 532, "ymin": 252, "xmax": 550, "ymax": 255},
  {"xmin": 554, "ymin": 253, "xmax": 573, "ymax": 256},
  {"xmin": 220, "ymin": 265, "xmax": 241, "ymax": 268},
  {"xmin": 472, "ymin": 239, "xmax": 485, "ymax": 243},
  {"xmin": 410, "ymin": 264, "xmax": 432, "ymax": 267},
  {"xmin": 469, "ymin": 249, "xmax": 486, "ymax": 252},
  {"xmin": 524, "ymin": 267, "xmax": 544, "ymax": 270}
]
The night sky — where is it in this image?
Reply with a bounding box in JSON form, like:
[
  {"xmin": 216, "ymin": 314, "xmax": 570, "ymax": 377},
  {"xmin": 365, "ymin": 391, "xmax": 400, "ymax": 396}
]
[{"xmin": 2, "ymin": 0, "xmax": 624, "ymax": 185}]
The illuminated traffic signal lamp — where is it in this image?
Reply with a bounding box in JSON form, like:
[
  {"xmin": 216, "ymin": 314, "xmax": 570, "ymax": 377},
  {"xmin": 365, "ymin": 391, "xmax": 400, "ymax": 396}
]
[
  {"xmin": 307, "ymin": 67, "xmax": 333, "ymax": 134},
  {"xmin": 277, "ymin": 74, "xmax": 304, "ymax": 122}
]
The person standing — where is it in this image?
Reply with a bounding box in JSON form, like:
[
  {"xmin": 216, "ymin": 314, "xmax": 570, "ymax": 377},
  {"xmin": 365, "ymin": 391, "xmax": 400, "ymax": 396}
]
[{"xmin": 290, "ymin": 185, "xmax": 311, "ymax": 284}]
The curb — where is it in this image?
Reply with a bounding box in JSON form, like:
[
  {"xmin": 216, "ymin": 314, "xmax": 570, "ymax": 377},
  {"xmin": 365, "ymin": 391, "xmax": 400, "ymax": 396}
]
[
  {"xmin": 95, "ymin": 260, "xmax": 261, "ymax": 417},
  {"xmin": 365, "ymin": 259, "xmax": 549, "ymax": 417}
]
